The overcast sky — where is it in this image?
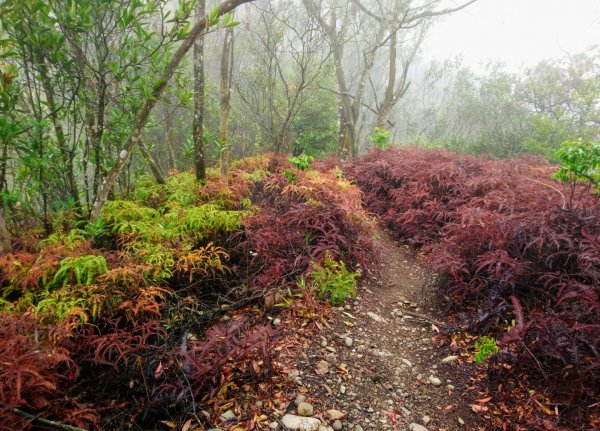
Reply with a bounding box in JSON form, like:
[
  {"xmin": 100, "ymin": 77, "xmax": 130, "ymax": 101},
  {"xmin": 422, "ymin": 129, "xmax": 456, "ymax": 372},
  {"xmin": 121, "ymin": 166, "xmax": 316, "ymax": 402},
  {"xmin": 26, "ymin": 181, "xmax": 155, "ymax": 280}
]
[{"xmin": 422, "ymin": 0, "xmax": 600, "ymax": 71}]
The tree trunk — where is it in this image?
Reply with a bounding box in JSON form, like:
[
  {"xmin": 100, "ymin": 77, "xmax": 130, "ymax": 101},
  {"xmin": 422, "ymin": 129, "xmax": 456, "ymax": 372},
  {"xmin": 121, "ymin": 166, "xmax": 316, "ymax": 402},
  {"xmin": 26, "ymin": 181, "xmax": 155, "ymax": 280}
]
[
  {"xmin": 165, "ymin": 108, "xmax": 177, "ymax": 171},
  {"xmin": 219, "ymin": 26, "xmax": 234, "ymax": 178},
  {"xmin": 193, "ymin": 0, "xmax": 207, "ymax": 181},
  {"xmin": 0, "ymin": 205, "xmax": 11, "ymax": 254},
  {"xmin": 35, "ymin": 54, "xmax": 81, "ymax": 210},
  {"xmin": 90, "ymin": 0, "xmax": 253, "ymax": 221},
  {"xmin": 138, "ymin": 140, "xmax": 166, "ymax": 184}
]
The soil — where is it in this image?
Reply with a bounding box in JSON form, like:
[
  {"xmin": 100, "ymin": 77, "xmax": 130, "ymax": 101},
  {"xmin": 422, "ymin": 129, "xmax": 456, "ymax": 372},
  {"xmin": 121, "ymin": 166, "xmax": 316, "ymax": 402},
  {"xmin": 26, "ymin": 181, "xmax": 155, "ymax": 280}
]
[{"xmin": 283, "ymin": 228, "xmax": 484, "ymax": 431}]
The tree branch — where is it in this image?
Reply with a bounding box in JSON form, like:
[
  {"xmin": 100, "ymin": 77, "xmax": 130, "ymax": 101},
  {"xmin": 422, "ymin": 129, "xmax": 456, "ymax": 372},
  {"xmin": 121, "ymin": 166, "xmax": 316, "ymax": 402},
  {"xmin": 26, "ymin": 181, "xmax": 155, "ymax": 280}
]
[{"xmin": 403, "ymin": 0, "xmax": 479, "ymax": 26}]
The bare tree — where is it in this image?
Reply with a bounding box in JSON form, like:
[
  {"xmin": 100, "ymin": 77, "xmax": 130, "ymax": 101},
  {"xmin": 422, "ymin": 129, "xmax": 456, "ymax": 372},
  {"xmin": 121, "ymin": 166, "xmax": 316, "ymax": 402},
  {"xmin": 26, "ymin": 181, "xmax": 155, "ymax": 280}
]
[
  {"xmin": 235, "ymin": 0, "xmax": 331, "ymax": 153},
  {"xmin": 303, "ymin": 0, "xmax": 477, "ymax": 157},
  {"xmin": 219, "ymin": 25, "xmax": 235, "ymax": 177},
  {"xmin": 194, "ymin": 0, "xmax": 207, "ymax": 181}
]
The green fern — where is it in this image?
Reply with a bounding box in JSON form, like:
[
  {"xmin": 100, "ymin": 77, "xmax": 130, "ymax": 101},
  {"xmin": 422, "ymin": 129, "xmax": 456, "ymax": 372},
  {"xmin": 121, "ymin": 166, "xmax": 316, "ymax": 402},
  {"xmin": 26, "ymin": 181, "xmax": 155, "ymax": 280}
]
[
  {"xmin": 164, "ymin": 172, "xmax": 199, "ymax": 206},
  {"xmin": 41, "ymin": 228, "xmax": 88, "ymax": 250},
  {"xmin": 474, "ymin": 336, "xmax": 499, "ymax": 363},
  {"xmin": 124, "ymin": 242, "xmax": 175, "ymax": 281},
  {"xmin": 311, "ymin": 253, "xmax": 358, "ymax": 306},
  {"xmin": 35, "ymin": 291, "xmax": 88, "ymax": 323},
  {"xmin": 51, "ymin": 255, "xmax": 108, "ymax": 288}
]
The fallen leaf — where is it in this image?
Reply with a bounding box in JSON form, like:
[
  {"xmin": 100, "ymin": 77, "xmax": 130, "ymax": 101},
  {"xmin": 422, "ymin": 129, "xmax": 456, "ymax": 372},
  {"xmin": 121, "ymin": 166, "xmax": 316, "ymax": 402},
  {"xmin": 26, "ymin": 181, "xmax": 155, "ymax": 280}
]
[
  {"xmin": 475, "ymin": 397, "xmax": 492, "ymax": 403},
  {"xmin": 160, "ymin": 421, "xmax": 176, "ymax": 430},
  {"xmin": 532, "ymin": 398, "xmax": 554, "ymax": 415},
  {"xmin": 470, "ymin": 404, "xmax": 489, "ymax": 413},
  {"xmin": 181, "ymin": 418, "xmax": 193, "ymax": 431},
  {"xmin": 154, "ymin": 361, "xmax": 164, "ymax": 379}
]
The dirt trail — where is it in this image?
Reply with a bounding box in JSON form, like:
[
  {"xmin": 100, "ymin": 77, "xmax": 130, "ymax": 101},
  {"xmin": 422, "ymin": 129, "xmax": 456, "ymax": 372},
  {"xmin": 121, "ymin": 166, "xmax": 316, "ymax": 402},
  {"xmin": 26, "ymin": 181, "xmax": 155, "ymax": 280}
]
[{"xmin": 290, "ymin": 228, "xmax": 480, "ymax": 431}]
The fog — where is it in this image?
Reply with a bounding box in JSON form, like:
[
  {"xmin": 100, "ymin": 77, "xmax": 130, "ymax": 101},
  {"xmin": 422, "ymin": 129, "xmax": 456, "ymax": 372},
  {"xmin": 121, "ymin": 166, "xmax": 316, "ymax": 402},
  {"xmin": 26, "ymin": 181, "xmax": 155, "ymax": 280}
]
[{"xmin": 424, "ymin": 0, "xmax": 600, "ymax": 70}]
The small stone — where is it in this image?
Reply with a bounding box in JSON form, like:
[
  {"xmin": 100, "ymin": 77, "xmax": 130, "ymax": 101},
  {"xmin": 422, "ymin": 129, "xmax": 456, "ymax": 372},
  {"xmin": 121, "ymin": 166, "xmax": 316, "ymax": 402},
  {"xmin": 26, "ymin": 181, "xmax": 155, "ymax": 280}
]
[
  {"xmin": 401, "ymin": 358, "xmax": 413, "ymax": 368},
  {"xmin": 256, "ymin": 400, "xmax": 263, "ymax": 408},
  {"xmin": 340, "ymin": 385, "xmax": 346, "ymax": 394},
  {"xmin": 317, "ymin": 360, "xmax": 330, "ymax": 374},
  {"xmin": 428, "ymin": 375, "xmax": 442, "ymax": 387},
  {"xmin": 446, "ymin": 384, "xmax": 455, "ymax": 390},
  {"xmin": 457, "ymin": 417, "xmax": 465, "ymax": 426},
  {"xmin": 422, "ymin": 415, "xmax": 431, "ymax": 426},
  {"xmin": 281, "ymin": 414, "xmax": 321, "ymax": 430},
  {"xmin": 220, "ymin": 410, "xmax": 236, "ymax": 422},
  {"xmin": 295, "ymin": 394, "xmax": 307, "ymax": 406},
  {"xmin": 442, "ymin": 355, "xmax": 459, "ymax": 363},
  {"xmin": 408, "ymin": 424, "xmax": 429, "ymax": 431},
  {"xmin": 344, "ymin": 337, "xmax": 353, "ymax": 347},
  {"xmin": 273, "ymin": 318, "xmax": 281, "ymax": 325},
  {"xmin": 333, "ymin": 420, "xmax": 343, "ymax": 430},
  {"xmin": 366, "ymin": 312, "xmax": 386, "ymax": 323},
  {"xmin": 297, "ymin": 402, "xmax": 314, "ymax": 417},
  {"xmin": 327, "ymin": 409, "xmax": 345, "ymax": 420},
  {"xmin": 269, "ymin": 422, "xmax": 281, "ymax": 430}
]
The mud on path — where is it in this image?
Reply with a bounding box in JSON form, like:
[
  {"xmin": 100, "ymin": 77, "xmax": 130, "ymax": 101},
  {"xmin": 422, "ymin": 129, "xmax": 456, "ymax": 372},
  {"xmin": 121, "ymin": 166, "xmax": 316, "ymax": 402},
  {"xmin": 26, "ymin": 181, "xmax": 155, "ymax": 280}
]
[{"xmin": 286, "ymin": 228, "xmax": 482, "ymax": 431}]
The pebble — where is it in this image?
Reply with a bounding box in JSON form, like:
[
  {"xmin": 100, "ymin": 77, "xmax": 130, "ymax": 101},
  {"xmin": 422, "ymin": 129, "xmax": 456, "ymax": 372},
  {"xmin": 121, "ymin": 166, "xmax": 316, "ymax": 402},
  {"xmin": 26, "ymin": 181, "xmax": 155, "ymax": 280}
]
[
  {"xmin": 317, "ymin": 360, "xmax": 330, "ymax": 374},
  {"xmin": 281, "ymin": 414, "xmax": 321, "ymax": 430},
  {"xmin": 220, "ymin": 410, "xmax": 236, "ymax": 422},
  {"xmin": 344, "ymin": 336, "xmax": 353, "ymax": 347},
  {"xmin": 273, "ymin": 318, "xmax": 281, "ymax": 325},
  {"xmin": 333, "ymin": 419, "xmax": 343, "ymax": 430},
  {"xmin": 366, "ymin": 312, "xmax": 386, "ymax": 323},
  {"xmin": 442, "ymin": 355, "xmax": 459, "ymax": 363},
  {"xmin": 297, "ymin": 402, "xmax": 314, "ymax": 417},
  {"xmin": 428, "ymin": 375, "xmax": 442, "ymax": 387},
  {"xmin": 408, "ymin": 424, "xmax": 429, "ymax": 431},
  {"xmin": 326, "ymin": 409, "xmax": 345, "ymax": 420},
  {"xmin": 295, "ymin": 394, "xmax": 307, "ymax": 406},
  {"xmin": 422, "ymin": 415, "xmax": 431, "ymax": 426},
  {"xmin": 401, "ymin": 358, "xmax": 413, "ymax": 368},
  {"xmin": 269, "ymin": 422, "xmax": 281, "ymax": 430}
]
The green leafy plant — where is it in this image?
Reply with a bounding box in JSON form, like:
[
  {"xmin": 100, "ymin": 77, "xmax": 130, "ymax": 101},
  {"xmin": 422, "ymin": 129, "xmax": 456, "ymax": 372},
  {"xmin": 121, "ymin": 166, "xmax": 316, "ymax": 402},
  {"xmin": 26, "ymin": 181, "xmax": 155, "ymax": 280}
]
[
  {"xmin": 311, "ymin": 253, "xmax": 358, "ymax": 306},
  {"xmin": 552, "ymin": 139, "xmax": 600, "ymax": 193},
  {"xmin": 474, "ymin": 336, "xmax": 499, "ymax": 363},
  {"xmin": 284, "ymin": 153, "xmax": 314, "ymax": 183},
  {"xmin": 282, "ymin": 169, "xmax": 298, "ymax": 183},
  {"xmin": 369, "ymin": 127, "xmax": 392, "ymax": 149},
  {"xmin": 288, "ymin": 153, "xmax": 314, "ymax": 171},
  {"xmin": 51, "ymin": 255, "xmax": 108, "ymax": 288}
]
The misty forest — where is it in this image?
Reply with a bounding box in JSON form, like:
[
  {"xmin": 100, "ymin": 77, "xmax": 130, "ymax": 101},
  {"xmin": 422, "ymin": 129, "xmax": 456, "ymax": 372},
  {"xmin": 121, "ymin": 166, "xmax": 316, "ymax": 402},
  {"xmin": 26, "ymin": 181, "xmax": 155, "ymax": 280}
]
[{"xmin": 0, "ymin": 0, "xmax": 599, "ymax": 430}]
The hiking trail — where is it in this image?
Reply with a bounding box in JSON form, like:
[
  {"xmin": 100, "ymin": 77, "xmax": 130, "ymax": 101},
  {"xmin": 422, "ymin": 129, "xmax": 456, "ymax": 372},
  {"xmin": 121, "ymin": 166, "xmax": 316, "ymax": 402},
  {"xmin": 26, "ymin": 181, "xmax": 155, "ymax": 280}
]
[{"xmin": 280, "ymin": 228, "xmax": 479, "ymax": 431}]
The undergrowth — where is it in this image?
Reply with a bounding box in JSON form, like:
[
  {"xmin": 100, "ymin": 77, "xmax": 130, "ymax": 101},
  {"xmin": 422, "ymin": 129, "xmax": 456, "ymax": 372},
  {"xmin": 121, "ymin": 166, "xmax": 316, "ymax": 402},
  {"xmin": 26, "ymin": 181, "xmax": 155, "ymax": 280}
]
[
  {"xmin": 0, "ymin": 158, "xmax": 373, "ymax": 430},
  {"xmin": 346, "ymin": 147, "xmax": 600, "ymax": 429}
]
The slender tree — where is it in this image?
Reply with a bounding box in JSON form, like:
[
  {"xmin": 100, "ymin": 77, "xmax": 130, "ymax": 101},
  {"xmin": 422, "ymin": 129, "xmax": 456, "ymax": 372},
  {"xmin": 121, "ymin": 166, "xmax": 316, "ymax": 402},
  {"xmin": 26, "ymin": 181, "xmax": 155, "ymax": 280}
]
[
  {"xmin": 91, "ymin": 0, "xmax": 254, "ymax": 221},
  {"xmin": 193, "ymin": 0, "xmax": 207, "ymax": 181},
  {"xmin": 219, "ymin": 25, "xmax": 235, "ymax": 177}
]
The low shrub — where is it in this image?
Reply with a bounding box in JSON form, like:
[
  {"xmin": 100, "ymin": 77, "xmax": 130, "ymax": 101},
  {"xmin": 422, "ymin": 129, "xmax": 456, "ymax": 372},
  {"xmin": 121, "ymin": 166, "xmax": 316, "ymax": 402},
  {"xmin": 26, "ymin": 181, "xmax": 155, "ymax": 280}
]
[{"xmin": 347, "ymin": 147, "xmax": 600, "ymax": 424}]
